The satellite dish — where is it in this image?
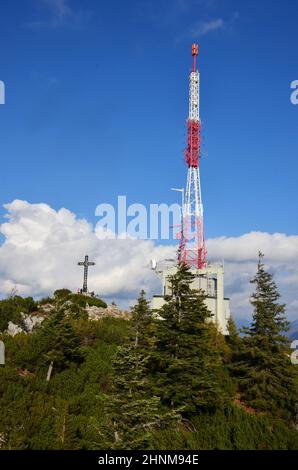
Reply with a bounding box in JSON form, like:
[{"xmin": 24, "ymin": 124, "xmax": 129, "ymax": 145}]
[{"xmin": 150, "ymin": 259, "xmax": 157, "ymax": 270}]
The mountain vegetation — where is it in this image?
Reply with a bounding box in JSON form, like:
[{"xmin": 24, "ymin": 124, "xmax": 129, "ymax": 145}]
[{"xmin": 0, "ymin": 258, "xmax": 297, "ymax": 450}]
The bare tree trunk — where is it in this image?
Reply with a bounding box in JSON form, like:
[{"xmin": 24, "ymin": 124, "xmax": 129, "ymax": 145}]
[
  {"xmin": 61, "ymin": 414, "xmax": 66, "ymax": 444},
  {"xmin": 46, "ymin": 361, "xmax": 54, "ymax": 382}
]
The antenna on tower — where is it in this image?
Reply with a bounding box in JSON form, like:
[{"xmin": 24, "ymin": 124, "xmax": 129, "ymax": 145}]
[
  {"xmin": 191, "ymin": 43, "xmax": 199, "ymax": 71},
  {"xmin": 151, "ymin": 45, "xmax": 231, "ymax": 336},
  {"xmin": 178, "ymin": 44, "xmax": 207, "ymax": 269}
]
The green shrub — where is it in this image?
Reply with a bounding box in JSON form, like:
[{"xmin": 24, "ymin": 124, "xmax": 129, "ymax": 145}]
[
  {"xmin": 53, "ymin": 289, "xmax": 72, "ymax": 300},
  {"xmin": 69, "ymin": 294, "xmax": 107, "ymax": 309},
  {"xmin": 0, "ymin": 296, "xmax": 37, "ymax": 331}
]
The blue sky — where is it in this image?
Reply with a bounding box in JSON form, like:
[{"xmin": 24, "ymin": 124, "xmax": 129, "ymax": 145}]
[
  {"xmin": 0, "ymin": 0, "xmax": 298, "ymax": 319},
  {"xmin": 0, "ymin": 0, "xmax": 297, "ymax": 238}
]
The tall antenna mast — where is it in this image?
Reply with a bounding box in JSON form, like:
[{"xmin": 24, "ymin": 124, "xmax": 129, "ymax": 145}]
[
  {"xmin": 178, "ymin": 44, "xmax": 207, "ymax": 269},
  {"xmin": 152, "ymin": 45, "xmax": 231, "ymax": 336}
]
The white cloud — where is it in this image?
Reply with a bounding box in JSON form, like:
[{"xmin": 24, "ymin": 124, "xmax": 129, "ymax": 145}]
[
  {"xmin": 0, "ymin": 200, "xmax": 174, "ymax": 306},
  {"xmin": 207, "ymin": 232, "xmax": 298, "ymax": 262},
  {"xmin": 207, "ymin": 233, "xmax": 298, "ymax": 321},
  {"xmin": 0, "ymin": 200, "xmax": 297, "ymax": 321},
  {"xmin": 187, "ymin": 11, "xmax": 239, "ymax": 39},
  {"xmin": 191, "ymin": 18, "xmax": 224, "ymax": 36}
]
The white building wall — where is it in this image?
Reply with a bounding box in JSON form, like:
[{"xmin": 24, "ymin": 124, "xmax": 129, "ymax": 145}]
[{"xmin": 151, "ymin": 263, "xmax": 231, "ymax": 335}]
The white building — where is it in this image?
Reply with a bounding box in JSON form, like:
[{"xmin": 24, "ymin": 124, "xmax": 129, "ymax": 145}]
[{"xmin": 151, "ymin": 263, "xmax": 231, "ymax": 335}]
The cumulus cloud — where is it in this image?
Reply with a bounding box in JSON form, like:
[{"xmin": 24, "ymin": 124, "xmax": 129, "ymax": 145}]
[
  {"xmin": 0, "ymin": 200, "xmax": 297, "ymax": 321},
  {"xmin": 0, "ymin": 200, "xmax": 174, "ymax": 306},
  {"xmin": 207, "ymin": 233, "xmax": 298, "ymax": 321}
]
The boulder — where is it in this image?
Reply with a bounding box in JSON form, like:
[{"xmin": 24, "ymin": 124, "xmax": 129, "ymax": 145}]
[
  {"xmin": 7, "ymin": 322, "xmax": 23, "ymax": 337},
  {"xmin": 85, "ymin": 304, "xmax": 130, "ymax": 321}
]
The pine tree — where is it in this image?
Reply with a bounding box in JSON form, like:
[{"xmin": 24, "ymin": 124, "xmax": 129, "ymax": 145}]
[
  {"xmin": 227, "ymin": 317, "xmax": 241, "ymax": 347},
  {"xmin": 106, "ymin": 346, "xmax": 161, "ymax": 449},
  {"xmin": 226, "ymin": 318, "xmax": 243, "ymax": 370},
  {"xmin": 153, "ymin": 263, "xmax": 230, "ymax": 416},
  {"xmin": 131, "ymin": 290, "xmax": 154, "ymax": 350},
  {"xmin": 240, "ymin": 252, "xmax": 297, "ymax": 419},
  {"xmin": 105, "ymin": 291, "xmax": 178, "ymax": 449},
  {"xmin": 39, "ymin": 308, "xmax": 82, "ymax": 381}
]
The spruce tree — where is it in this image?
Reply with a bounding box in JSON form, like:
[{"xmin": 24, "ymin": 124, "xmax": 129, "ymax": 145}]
[
  {"xmin": 131, "ymin": 290, "xmax": 154, "ymax": 350},
  {"xmin": 225, "ymin": 318, "xmax": 243, "ymax": 372},
  {"xmin": 153, "ymin": 263, "xmax": 229, "ymax": 416},
  {"xmin": 240, "ymin": 252, "xmax": 296, "ymax": 419},
  {"xmin": 106, "ymin": 291, "xmax": 178, "ymax": 449},
  {"xmin": 107, "ymin": 346, "xmax": 162, "ymax": 449},
  {"xmin": 39, "ymin": 308, "xmax": 82, "ymax": 381}
]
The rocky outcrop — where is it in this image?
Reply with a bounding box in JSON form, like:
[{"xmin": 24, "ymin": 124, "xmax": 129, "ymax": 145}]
[
  {"xmin": 7, "ymin": 313, "xmax": 45, "ymax": 336},
  {"xmin": 22, "ymin": 313, "xmax": 44, "ymax": 332},
  {"xmin": 85, "ymin": 304, "xmax": 130, "ymax": 321},
  {"xmin": 7, "ymin": 321, "xmax": 23, "ymax": 337},
  {"xmin": 6, "ymin": 302, "xmax": 129, "ymax": 336},
  {"xmin": 39, "ymin": 303, "xmax": 55, "ymax": 314}
]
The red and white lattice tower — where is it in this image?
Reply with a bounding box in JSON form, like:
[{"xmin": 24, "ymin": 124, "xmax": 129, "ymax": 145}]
[{"xmin": 178, "ymin": 44, "xmax": 207, "ymax": 269}]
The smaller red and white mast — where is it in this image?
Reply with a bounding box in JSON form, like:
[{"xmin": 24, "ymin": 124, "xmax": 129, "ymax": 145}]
[{"xmin": 179, "ymin": 44, "xmax": 207, "ymax": 269}]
